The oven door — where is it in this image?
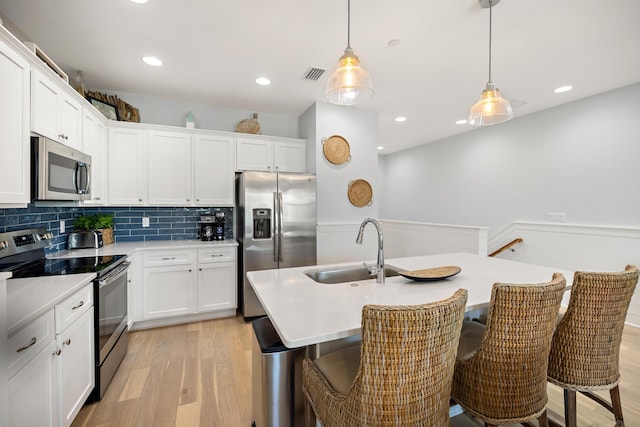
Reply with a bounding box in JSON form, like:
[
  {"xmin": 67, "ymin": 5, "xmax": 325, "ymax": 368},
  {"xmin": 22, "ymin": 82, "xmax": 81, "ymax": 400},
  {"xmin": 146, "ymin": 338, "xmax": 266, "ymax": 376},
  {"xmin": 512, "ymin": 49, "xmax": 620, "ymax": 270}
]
[{"xmin": 96, "ymin": 261, "xmax": 130, "ymax": 364}]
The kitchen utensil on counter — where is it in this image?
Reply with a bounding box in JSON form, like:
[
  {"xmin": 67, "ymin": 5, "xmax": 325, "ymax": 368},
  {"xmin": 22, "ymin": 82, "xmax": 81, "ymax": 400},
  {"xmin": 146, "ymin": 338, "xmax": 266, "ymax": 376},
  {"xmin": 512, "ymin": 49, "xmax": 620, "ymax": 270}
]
[{"xmin": 67, "ymin": 230, "xmax": 103, "ymax": 249}]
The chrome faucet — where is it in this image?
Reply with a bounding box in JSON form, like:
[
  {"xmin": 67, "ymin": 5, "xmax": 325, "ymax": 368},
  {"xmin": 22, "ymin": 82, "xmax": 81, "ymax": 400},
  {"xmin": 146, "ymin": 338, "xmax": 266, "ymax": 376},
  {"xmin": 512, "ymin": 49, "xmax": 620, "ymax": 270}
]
[{"xmin": 356, "ymin": 218, "xmax": 385, "ymax": 283}]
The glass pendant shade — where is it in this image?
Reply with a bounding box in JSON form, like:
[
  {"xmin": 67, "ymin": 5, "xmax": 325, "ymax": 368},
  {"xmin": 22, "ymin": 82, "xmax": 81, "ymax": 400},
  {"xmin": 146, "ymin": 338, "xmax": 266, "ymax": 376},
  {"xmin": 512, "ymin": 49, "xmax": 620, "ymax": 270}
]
[
  {"xmin": 468, "ymin": 82, "xmax": 513, "ymax": 126},
  {"xmin": 326, "ymin": 47, "xmax": 373, "ymax": 105}
]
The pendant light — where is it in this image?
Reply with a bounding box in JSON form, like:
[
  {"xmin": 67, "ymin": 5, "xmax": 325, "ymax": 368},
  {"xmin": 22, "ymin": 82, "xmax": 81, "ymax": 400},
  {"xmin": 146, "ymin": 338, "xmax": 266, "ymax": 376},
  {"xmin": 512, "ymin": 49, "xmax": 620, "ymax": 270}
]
[
  {"xmin": 325, "ymin": 0, "xmax": 373, "ymax": 105},
  {"xmin": 468, "ymin": 0, "xmax": 513, "ymax": 126}
]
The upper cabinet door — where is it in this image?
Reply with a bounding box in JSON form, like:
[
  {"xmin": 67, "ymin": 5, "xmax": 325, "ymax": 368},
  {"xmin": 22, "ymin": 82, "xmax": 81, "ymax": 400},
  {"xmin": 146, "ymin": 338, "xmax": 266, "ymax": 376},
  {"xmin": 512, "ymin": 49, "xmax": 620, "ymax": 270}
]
[
  {"xmin": 0, "ymin": 38, "xmax": 30, "ymax": 205},
  {"xmin": 82, "ymin": 109, "xmax": 108, "ymax": 205},
  {"xmin": 31, "ymin": 69, "xmax": 58, "ymax": 141},
  {"xmin": 31, "ymin": 68, "xmax": 82, "ymax": 150},
  {"xmin": 108, "ymin": 126, "xmax": 146, "ymax": 205},
  {"xmin": 236, "ymin": 138, "xmax": 273, "ymax": 171},
  {"xmin": 274, "ymin": 140, "xmax": 306, "ymax": 173},
  {"xmin": 194, "ymin": 133, "xmax": 235, "ymax": 206},
  {"xmin": 147, "ymin": 130, "xmax": 192, "ymax": 205}
]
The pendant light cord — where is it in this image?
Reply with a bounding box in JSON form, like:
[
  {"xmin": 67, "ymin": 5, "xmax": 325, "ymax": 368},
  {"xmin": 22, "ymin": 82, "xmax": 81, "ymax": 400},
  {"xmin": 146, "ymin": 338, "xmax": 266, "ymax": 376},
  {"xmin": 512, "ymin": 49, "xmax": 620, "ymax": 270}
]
[
  {"xmin": 347, "ymin": 0, "xmax": 352, "ymax": 49},
  {"xmin": 488, "ymin": 0, "xmax": 493, "ymax": 84}
]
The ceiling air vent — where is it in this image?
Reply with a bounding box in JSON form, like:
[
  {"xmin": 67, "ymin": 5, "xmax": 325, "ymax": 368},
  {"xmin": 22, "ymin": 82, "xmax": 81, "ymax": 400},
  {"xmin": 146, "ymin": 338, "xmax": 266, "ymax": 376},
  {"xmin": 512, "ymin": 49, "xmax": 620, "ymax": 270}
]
[{"xmin": 303, "ymin": 67, "xmax": 326, "ymax": 81}]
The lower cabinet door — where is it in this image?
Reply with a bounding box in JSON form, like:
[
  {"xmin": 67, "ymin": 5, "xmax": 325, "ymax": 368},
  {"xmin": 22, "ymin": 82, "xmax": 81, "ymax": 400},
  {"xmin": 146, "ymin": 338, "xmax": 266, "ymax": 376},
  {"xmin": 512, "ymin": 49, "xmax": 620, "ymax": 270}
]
[
  {"xmin": 58, "ymin": 307, "xmax": 95, "ymax": 427},
  {"xmin": 9, "ymin": 340, "xmax": 58, "ymax": 427},
  {"xmin": 143, "ymin": 266, "xmax": 195, "ymax": 319},
  {"xmin": 197, "ymin": 261, "xmax": 236, "ymax": 312}
]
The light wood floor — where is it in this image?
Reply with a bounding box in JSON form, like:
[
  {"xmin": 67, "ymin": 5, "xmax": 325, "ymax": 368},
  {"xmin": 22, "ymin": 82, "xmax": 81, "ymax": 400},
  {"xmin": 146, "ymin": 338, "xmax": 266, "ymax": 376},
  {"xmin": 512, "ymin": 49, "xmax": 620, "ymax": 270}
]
[{"xmin": 72, "ymin": 315, "xmax": 640, "ymax": 427}]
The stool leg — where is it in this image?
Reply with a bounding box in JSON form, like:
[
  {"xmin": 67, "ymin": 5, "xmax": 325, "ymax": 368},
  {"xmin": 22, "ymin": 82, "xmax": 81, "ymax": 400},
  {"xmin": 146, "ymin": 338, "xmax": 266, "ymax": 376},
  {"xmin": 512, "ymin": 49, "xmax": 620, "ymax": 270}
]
[
  {"xmin": 610, "ymin": 385, "xmax": 624, "ymax": 425},
  {"xmin": 538, "ymin": 410, "xmax": 549, "ymax": 427},
  {"xmin": 564, "ymin": 389, "xmax": 577, "ymax": 427}
]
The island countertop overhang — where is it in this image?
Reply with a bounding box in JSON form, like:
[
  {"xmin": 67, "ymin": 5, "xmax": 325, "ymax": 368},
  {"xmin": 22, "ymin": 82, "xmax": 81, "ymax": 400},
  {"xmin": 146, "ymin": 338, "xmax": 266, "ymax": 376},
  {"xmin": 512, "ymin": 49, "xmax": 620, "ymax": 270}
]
[{"xmin": 247, "ymin": 252, "xmax": 574, "ymax": 348}]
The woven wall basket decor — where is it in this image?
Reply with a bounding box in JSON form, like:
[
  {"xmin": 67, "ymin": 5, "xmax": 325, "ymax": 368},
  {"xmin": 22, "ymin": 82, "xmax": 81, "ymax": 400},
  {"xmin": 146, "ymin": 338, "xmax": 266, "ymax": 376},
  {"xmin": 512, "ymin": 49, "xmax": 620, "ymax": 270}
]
[
  {"xmin": 347, "ymin": 179, "xmax": 373, "ymax": 207},
  {"xmin": 322, "ymin": 135, "xmax": 351, "ymax": 165}
]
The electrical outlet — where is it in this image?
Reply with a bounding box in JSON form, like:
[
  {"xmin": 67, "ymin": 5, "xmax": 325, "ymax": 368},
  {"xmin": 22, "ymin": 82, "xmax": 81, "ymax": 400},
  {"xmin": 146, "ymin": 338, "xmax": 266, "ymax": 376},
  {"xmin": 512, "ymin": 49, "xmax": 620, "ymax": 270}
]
[
  {"xmin": 60, "ymin": 220, "xmax": 65, "ymax": 233},
  {"xmin": 142, "ymin": 217, "xmax": 150, "ymax": 228},
  {"xmin": 547, "ymin": 212, "xmax": 566, "ymax": 222}
]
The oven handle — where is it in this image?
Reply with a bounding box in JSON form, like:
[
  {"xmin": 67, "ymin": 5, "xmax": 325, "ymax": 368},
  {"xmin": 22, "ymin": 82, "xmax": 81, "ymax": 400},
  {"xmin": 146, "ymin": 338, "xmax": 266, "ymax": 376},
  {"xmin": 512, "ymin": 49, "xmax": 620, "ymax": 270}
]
[{"xmin": 98, "ymin": 261, "xmax": 130, "ymax": 288}]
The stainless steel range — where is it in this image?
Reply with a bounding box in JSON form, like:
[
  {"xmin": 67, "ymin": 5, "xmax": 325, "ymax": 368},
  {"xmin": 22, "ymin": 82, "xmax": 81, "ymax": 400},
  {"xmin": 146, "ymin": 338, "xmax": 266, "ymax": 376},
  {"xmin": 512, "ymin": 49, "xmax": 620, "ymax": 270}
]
[{"xmin": 0, "ymin": 228, "xmax": 130, "ymax": 401}]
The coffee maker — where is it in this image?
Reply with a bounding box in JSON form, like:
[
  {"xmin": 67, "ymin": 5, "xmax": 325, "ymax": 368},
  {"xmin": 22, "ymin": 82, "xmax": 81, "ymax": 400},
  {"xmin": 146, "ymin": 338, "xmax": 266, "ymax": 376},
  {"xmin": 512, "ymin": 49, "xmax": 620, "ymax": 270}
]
[{"xmin": 198, "ymin": 216, "xmax": 216, "ymax": 241}]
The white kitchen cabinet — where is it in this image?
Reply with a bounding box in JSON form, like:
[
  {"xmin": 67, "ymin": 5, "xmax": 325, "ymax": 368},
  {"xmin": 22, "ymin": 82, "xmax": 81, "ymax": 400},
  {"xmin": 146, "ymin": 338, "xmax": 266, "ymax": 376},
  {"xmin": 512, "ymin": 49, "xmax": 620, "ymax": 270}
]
[
  {"xmin": 147, "ymin": 130, "xmax": 192, "ymax": 205},
  {"xmin": 108, "ymin": 126, "xmax": 146, "ymax": 205},
  {"xmin": 193, "ymin": 133, "xmax": 235, "ymax": 206},
  {"xmin": 0, "ymin": 37, "xmax": 30, "ymax": 206},
  {"xmin": 8, "ymin": 283, "xmax": 94, "ymax": 427},
  {"xmin": 196, "ymin": 247, "xmax": 237, "ymax": 312},
  {"xmin": 31, "ymin": 68, "xmax": 82, "ymax": 150},
  {"xmin": 142, "ymin": 250, "xmax": 196, "ymax": 320},
  {"xmin": 132, "ymin": 246, "xmax": 237, "ymax": 327},
  {"xmin": 236, "ymin": 136, "xmax": 306, "ymax": 172},
  {"xmin": 56, "ymin": 307, "xmax": 94, "ymax": 427},
  {"xmin": 82, "ymin": 108, "xmax": 108, "ymax": 205},
  {"xmin": 273, "ymin": 140, "xmax": 307, "ymax": 173},
  {"xmin": 8, "ymin": 339, "xmax": 58, "ymax": 427},
  {"xmin": 54, "ymin": 285, "xmax": 94, "ymax": 427}
]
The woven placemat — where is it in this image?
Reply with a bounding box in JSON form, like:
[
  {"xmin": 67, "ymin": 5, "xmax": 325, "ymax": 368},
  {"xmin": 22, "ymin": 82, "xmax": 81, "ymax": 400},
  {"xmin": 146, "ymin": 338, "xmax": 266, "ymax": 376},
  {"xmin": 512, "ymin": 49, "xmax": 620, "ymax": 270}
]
[
  {"xmin": 399, "ymin": 266, "xmax": 461, "ymax": 281},
  {"xmin": 323, "ymin": 135, "xmax": 351, "ymax": 165},
  {"xmin": 348, "ymin": 179, "xmax": 373, "ymax": 207}
]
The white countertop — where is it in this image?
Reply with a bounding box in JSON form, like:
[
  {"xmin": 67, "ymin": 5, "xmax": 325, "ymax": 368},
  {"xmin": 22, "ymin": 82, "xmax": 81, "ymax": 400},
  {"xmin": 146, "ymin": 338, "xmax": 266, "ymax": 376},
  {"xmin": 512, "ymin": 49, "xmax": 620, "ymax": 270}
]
[
  {"xmin": 0, "ymin": 272, "xmax": 11, "ymax": 281},
  {"xmin": 6, "ymin": 239, "xmax": 237, "ymax": 335},
  {"xmin": 6, "ymin": 273, "xmax": 95, "ymax": 336},
  {"xmin": 51, "ymin": 239, "xmax": 238, "ymax": 258},
  {"xmin": 247, "ymin": 252, "xmax": 575, "ymax": 348}
]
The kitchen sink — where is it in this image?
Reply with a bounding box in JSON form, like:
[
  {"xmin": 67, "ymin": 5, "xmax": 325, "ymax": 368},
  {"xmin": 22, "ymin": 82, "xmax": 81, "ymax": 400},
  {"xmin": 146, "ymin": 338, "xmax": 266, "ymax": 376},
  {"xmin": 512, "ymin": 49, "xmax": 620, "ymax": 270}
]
[{"xmin": 304, "ymin": 264, "xmax": 403, "ymax": 284}]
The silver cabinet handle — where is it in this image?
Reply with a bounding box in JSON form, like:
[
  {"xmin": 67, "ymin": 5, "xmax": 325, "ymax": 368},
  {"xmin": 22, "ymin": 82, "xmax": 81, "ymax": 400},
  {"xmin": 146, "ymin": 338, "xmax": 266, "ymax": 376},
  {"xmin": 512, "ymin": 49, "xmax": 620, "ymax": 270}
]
[
  {"xmin": 63, "ymin": 339, "xmax": 71, "ymax": 346},
  {"xmin": 54, "ymin": 349, "xmax": 61, "ymax": 356},
  {"xmin": 162, "ymin": 257, "xmax": 177, "ymax": 261},
  {"xmin": 210, "ymin": 254, "xmax": 224, "ymax": 258},
  {"xmin": 17, "ymin": 337, "xmax": 37, "ymax": 353},
  {"xmin": 72, "ymin": 301, "xmax": 84, "ymax": 310}
]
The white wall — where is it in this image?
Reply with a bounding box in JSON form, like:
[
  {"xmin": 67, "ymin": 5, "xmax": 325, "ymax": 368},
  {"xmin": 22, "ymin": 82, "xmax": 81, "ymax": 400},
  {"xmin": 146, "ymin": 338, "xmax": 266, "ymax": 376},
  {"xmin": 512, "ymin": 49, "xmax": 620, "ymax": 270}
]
[
  {"xmin": 299, "ymin": 102, "xmax": 380, "ymax": 262},
  {"xmin": 300, "ymin": 102, "xmax": 379, "ymax": 225},
  {"xmin": 379, "ymin": 83, "xmax": 640, "ymax": 234},
  {"xmin": 104, "ymin": 90, "xmax": 300, "ymax": 139}
]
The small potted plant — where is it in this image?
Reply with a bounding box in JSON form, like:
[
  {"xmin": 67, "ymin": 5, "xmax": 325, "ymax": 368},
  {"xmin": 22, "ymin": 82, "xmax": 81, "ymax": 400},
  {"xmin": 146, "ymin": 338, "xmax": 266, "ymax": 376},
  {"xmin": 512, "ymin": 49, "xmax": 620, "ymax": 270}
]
[{"xmin": 73, "ymin": 213, "xmax": 115, "ymax": 245}]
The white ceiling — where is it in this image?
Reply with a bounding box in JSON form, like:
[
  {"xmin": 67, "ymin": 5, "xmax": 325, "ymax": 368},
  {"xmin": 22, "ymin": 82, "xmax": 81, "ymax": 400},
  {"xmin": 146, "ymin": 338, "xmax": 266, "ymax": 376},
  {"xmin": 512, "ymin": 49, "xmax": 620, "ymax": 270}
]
[{"xmin": 1, "ymin": 0, "xmax": 639, "ymax": 153}]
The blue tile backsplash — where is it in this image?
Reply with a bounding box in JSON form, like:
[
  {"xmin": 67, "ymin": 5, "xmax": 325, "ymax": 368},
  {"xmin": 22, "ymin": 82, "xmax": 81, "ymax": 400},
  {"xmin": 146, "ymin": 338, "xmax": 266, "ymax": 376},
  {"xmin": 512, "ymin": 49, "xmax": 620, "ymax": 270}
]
[{"xmin": 0, "ymin": 205, "xmax": 233, "ymax": 254}]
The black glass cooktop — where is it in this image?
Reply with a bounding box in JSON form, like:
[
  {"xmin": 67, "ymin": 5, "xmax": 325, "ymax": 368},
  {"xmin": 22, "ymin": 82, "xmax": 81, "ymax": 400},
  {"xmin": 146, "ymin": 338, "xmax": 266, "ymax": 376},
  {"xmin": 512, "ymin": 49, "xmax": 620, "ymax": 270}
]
[{"xmin": 9, "ymin": 255, "xmax": 126, "ymax": 279}]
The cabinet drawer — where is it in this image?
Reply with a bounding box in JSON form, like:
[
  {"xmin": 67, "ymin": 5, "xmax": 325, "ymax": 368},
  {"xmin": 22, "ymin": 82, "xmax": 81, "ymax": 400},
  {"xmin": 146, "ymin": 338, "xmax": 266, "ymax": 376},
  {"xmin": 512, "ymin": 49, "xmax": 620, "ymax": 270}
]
[
  {"xmin": 8, "ymin": 309, "xmax": 56, "ymax": 379},
  {"xmin": 55, "ymin": 285, "xmax": 93, "ymax": 334},
  {"xmin": 198, "ymin": 247, "xmax": 236, "ymax": 264},
  {"xmin": 143, "ymin": 250, "xmax": 193, "ymax": 267}
]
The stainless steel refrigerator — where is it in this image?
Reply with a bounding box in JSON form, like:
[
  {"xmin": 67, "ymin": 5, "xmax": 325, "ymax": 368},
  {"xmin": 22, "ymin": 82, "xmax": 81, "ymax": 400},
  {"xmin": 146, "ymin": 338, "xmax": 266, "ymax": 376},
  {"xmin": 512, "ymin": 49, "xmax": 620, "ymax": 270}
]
[{"xmin": 236, "ymin": 171, "xmax": 317, "ymax": 319}]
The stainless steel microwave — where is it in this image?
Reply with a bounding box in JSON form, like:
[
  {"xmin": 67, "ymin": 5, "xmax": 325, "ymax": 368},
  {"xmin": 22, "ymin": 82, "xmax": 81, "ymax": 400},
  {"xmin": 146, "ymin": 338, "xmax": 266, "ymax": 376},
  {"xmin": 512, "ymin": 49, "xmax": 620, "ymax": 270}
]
[{"xmin": 31, "ymin": 135, "xmax": 91, "ymax": 201}]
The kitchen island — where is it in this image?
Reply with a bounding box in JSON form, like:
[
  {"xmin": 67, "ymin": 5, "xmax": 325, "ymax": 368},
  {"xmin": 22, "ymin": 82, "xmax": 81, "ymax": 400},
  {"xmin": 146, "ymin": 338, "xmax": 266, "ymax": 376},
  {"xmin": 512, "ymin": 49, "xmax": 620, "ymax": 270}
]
[{"xmin": 247, "ymin": 252, "xmax": 575, "ymax": 348}]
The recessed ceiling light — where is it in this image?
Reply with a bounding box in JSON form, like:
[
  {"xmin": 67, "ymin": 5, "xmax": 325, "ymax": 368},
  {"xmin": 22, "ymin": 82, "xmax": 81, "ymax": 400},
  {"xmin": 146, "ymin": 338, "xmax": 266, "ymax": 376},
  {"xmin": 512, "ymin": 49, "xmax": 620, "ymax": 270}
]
[
  {"xmin": 394, "ymin": 116, "xmax": 407, "ymax": 122},
  {"xmin": 377, "ymin": 146, "xmax": 384, "ymax": 150},
  {"xmin": 456, "ymin": 119, "xmax": 468, "ymax": 125},
  {"xmin": 129, "ymin": 0, "xmax": 148, "ymax": 3},
  {"xmin": 554, "ymin": 85, "xmax": 573, "ymax": 93},
  {"xmin": 142, "ymin": 56, "xmax": 162, "ymax": 67},
  {"xmin": 255, "ymin": 77, "xmax": 271, "ymax": 86}
]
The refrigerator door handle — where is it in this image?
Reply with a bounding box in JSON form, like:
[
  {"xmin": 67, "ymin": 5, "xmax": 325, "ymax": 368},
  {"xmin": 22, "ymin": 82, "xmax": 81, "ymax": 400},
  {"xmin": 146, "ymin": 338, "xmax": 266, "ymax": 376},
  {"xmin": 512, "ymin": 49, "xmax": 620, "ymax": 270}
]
[
  {"xmin": 273, "ymin": 191, "xmax": 279, "ymax": 262},
  {"xmin": 278, "ymin": 191, "xmax": 284, "ymax": 262}
]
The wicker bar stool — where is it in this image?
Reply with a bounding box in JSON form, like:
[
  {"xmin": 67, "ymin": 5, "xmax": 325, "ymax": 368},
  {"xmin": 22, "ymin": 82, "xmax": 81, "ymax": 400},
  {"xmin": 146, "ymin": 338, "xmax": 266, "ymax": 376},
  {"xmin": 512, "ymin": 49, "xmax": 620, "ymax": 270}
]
[
  {"xmin": 547, "ymin": 265, "xmax": 639, "ymax": 427},
  {"xmin": 451, "ymin": 273, "xmax": 566, "ymax": 427},
  {"xmin": 302, "ymin": 288, "xmax": 468, "ymax": 427}
]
